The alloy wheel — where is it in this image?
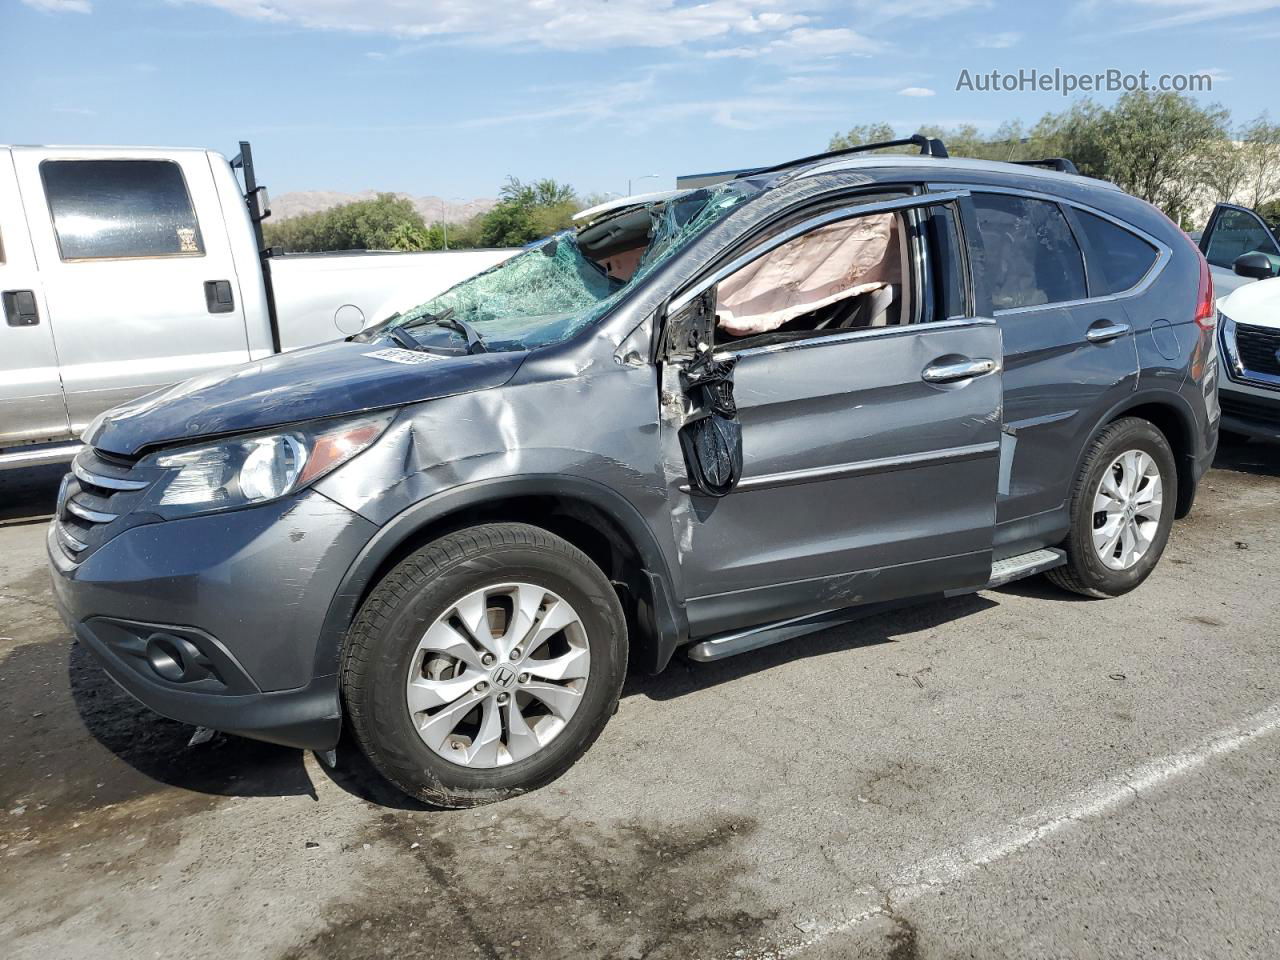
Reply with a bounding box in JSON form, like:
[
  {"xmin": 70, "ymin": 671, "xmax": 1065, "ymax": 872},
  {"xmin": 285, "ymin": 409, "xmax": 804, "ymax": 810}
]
[
  {"xmin": 404, "ymin": 582, "xmax": 591, "ymax": 768},
  {"xmin": 1091, "ymin": 449, "xmax": 1164, "ymax": 571}
]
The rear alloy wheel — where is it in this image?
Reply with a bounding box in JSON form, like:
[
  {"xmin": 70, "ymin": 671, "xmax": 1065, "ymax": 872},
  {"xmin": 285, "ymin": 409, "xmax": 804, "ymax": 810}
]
[
  {"xmin": 1047, "ymin": 417, "xmax": 1177, "ymax": 598},
  {"xmin": 343, "ymin": 523, "xmax": 627, "ymax": 807},
  {"xmin": 1090, "ymin": 449, "xmax": 1164, "ymax": 571}
]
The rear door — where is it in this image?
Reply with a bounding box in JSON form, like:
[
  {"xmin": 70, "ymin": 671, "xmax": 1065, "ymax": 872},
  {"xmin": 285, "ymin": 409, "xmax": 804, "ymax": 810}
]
[
  {"xmin": 660, "ymin": 193, "xmax": 1004, "ymax": 636},
  {"xmin": 13, "ymin": 149, "xmax": 253, "ymax": 432},
  {"xmin": 960, "ymin": 190, "xmax": 1149, "ymax": 555},
  {"xmin": 0, "ymin": 148, "xmax": 70, "ymax": 447}
]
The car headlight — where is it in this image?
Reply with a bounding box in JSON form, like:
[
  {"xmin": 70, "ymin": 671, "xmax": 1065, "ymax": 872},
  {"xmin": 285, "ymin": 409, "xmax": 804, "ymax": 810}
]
[
  {"xmin": 1218, "ymin": 312, "xmax": 1245, "ymax": 379},
  {"xmin": 144, "ymin": 411, "xmax": 394, "ymax": 518}
]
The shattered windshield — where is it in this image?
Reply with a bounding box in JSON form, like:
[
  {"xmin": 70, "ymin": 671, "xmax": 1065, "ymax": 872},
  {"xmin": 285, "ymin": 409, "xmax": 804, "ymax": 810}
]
[{"xmin": 387, "ymin": 182, "xmax": 755, "ymax": 352}]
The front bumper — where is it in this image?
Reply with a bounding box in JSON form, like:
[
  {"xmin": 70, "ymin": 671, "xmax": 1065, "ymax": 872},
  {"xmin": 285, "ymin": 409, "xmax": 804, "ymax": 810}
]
[
  {"xmin": 1219, "ymin": 386, "xmax": 1280, "ymax": 443},
  {"xmin": 48, "ymin": 490, "xmax": 378, "ymax": 750}
]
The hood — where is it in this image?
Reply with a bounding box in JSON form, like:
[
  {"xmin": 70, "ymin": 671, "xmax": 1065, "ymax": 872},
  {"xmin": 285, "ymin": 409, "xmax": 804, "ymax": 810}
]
[
  {"xmin": 85, "ymin": 339, "xmax": 526, "ymax": 456},
  {"xmin": 1218, "ymin": 275, "xmax": 1280, "ymax": 331}
]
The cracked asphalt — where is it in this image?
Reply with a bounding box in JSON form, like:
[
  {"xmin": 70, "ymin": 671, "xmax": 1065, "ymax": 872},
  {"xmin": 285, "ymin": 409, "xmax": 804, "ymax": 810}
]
[{"xmin": 2, "ymin": 439, "xmax": 1278, "ymax": 960}]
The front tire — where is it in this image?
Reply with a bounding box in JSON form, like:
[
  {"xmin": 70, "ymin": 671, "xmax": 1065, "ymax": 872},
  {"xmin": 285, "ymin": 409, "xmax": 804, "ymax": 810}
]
[
  {"xmin": 342, "ymin": 523, "xmax": 627, "ymax": 807},
  {"xmin": 1047, "ymin": 417, "xmax": 1177, "ymax": 598}
]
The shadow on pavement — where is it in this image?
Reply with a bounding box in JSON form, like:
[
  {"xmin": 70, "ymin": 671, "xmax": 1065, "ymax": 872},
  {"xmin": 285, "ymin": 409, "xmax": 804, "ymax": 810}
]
[
  {"xmin": 0, "ymin": 463, "xmax": 65, "ymax": 523},
  {"xmin": 1214, "ymin": 435, "xmax": 1280, "ymax": 477},
  {"xmin": 63, "ymin": 641, "xmax": 318, "ymax": 803},
  {"xmin": 625, "ymin": 592, "xmax": 997, "ymax": 703}
]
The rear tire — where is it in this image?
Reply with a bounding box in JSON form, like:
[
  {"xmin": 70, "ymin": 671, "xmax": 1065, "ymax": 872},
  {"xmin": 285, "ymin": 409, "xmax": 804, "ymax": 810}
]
[
  {"xmin": 342, "ymin": 523, "xmax": 627, "ymax": 807},
  {"xmin": 1047, "ymin": 417, "xmax": 1177, "ymax": 598}
]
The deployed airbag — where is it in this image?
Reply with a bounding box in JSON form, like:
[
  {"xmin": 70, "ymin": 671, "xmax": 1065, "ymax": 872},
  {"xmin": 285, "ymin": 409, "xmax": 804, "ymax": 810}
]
[{"xmin": 716, "ymin": 214, "xmax": 900, "ymax": 335}]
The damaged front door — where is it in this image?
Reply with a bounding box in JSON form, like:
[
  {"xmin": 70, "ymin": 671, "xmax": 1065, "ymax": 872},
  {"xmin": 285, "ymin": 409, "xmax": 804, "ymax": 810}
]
[{"xmin": 658, "ymin": 192, "xmax": 1005, "ymax": 638}]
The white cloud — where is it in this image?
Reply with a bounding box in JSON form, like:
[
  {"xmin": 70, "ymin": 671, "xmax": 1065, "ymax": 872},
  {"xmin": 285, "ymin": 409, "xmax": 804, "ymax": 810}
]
[
  {"xmin": 898, "ymin": 86, "xmax": 936, "ymax": 97},
  {"xmin": 1086, "ymin": 0, "xmax": 1280, "ymax": 34},
  {"xmin": 184, "ymin": 0, "xmax": 819, "ymax": 50},
  {"xmin": 179, "ymin": 1, "xmax": 899, "ymax": 55},
  {"xmin": 460, "ymin": 67, "xmax": 847, "ymax": 133},
  {"xmin": 20, "ymin": 0, "xmax": 92, "ymax": 12},
  {"xmin": 974, "ymin": 30, "xmax": 1021, "ymax": 48},
  {"xmin": 706, "ymin": 26, "xmax": 881, "ymax": 59}
]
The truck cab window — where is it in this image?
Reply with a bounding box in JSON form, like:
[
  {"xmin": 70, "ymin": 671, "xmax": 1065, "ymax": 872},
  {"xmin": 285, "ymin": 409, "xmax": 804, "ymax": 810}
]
[
  {"xmin": 971, "ymin": 193, "xmax": 1086, "ymax": 310},
  {"xmin": 40, "ymin": 159, "xmax": 204, "ymax": 261}
]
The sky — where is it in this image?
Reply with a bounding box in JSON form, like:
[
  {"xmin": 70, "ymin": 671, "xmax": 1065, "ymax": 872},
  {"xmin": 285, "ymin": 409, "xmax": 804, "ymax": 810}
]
[{"xmin": 3, "ymin": 0, "xmax": 1279, "ymax": 201}]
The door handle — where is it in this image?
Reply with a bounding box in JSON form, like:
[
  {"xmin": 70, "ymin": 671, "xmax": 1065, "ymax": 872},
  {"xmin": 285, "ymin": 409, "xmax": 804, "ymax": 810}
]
[
  {"xmin": 1086, "ymin": 320, "xmax": 1130, "ymax": 344},
  {"xmin": 922, "ymin": 357, "xmax": 997, "ymax": 384},
  {"xmin": 2, "ymin": 289, "xmax": 40, "ymax": 327},
  {"xmin": 204, "ymin": 280, "xmax": 235, "ymax": 314}
]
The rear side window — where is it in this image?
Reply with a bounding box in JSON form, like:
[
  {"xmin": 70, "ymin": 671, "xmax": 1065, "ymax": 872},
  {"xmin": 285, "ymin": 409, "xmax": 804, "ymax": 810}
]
[
  {"xmin": 1072, "ymin": 210, "xmax": 1159, "ymax": 294},
  {"xmin": 1204, "ymin": 207, "xmax": 1279, "ymax": 268},
  {"xmin": 971, "ymin": 194, "xmax": 1086, "ymax": 310},
  {"xmin": 40, "ymin": 159, "xmax": 204, "ymax": 261}
]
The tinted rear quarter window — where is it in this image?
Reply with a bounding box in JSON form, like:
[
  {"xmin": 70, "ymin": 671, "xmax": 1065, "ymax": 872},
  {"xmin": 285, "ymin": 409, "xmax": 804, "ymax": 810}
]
[
  {"xmin": 1072, "ymin": 209, "xmax": 1159, "ymax": 294},
  {"xmin": 971, "ymin": 193, "xmax": 1086, "ymax": 310},
  {"xmin": 40, "ymin": 159, "xmax": 204, "ymax": 261}
]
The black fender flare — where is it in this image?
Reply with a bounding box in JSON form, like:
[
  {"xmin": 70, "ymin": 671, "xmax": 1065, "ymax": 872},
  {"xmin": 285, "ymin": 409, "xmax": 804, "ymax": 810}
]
[
  {"xmin": 1082, "ymin": 386, "xmax": 1205, "ymax": 516},
  {"xmin": 312, "ymin": 475, "xmax": 689, "ymax": 682}
]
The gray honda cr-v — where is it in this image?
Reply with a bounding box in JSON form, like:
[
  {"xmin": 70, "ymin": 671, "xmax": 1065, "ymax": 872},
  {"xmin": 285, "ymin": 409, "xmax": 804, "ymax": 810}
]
[{"xmin": 49, "ymin": 136, "xmax": 1220, "ymax": 806}]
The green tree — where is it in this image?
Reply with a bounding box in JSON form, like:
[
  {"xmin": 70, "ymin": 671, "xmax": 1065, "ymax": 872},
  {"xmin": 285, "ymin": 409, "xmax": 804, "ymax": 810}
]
[
  {"xmin": 1068, "ymin": 92, "xmax": 1229, "ymax": 224},
  {"xmin": 828, "ymin": 92, "xmax": 1237, "ymax": 224},
  {"xmin": 264, "ymin": 193, "xmax": 439, "ymax": 252},
  {"xmin": 1239, "ymin": 115, "xmax": 1280, "ymax": 209},
  {"xmin": 828, "ymin": 122, "xmax": 897, "ymax": 151},
  {"xmin": 475, "ymin": 176, "xmax": 582, "ymax": 247}
]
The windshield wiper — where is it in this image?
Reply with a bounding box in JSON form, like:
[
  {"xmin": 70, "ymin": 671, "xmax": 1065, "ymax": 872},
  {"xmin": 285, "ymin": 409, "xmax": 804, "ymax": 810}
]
[
  {"xmin": 433, "ymin": 309, "xmax": 488, "ymax": 354},
  {"xmin": 386, "ymin": 325, "xmax": 424, "ymax": 351}
]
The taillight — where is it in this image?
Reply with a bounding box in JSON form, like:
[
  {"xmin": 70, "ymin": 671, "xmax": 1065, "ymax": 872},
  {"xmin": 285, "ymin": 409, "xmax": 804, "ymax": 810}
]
[{"xmin": 1192, "ymin": 243, "xmax": 1215, "ymax": 331}]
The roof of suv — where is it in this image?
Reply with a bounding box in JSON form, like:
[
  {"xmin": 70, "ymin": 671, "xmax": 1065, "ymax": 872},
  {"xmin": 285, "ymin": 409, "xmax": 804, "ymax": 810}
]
[{"xmin": 788, "ymin": 153, "xmax": 1121, "ymax": 191}]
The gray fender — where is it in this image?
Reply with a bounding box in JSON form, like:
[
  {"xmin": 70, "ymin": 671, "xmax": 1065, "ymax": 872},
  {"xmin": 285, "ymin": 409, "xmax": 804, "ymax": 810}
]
[{"xmin": 312, "ymin": 474, "xmax": 689, "ymax": 683}]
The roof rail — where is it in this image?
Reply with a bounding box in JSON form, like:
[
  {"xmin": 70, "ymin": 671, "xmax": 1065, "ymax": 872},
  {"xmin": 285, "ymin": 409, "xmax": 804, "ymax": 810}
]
[
  {"xmin": 735, "ymin": 133, "xmax": 950, "ymax": 180},
  {"xmin": 1010, "ymin": 157, "xmax": 1079, "ymax": 175}
]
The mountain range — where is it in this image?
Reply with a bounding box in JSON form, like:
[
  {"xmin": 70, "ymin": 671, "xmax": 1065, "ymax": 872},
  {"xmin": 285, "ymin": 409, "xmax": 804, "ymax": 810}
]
[{"xmin": 268, "ymin": 190, "xmax": 497, "ymax": 225}]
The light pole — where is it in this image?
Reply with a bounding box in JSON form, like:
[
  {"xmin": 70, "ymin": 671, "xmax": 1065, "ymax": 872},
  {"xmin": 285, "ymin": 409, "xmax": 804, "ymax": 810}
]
[
  {"xmin": 627, "ymin": 173, "xmax": 661, "ymax": 196},
  {"xmin": 435, "ymin": 198, "xmax": 449, "ymax": 250}
]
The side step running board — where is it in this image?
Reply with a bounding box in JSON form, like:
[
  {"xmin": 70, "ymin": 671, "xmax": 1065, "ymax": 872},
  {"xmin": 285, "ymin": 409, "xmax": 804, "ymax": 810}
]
[
  {"xmin": 689, "ymin": 548, "xmax": 1068, "ymax": 663},
  {"xmin": 687, "ymin": 608, "xmax": 857, "ymax": 662},
  {"xmin": 686, "ymin": 600, "xmax": 914, "ymax": 663},
  {"xmin": 984, "ymin": 547, "xmax": 1066, "ymax": 588}
]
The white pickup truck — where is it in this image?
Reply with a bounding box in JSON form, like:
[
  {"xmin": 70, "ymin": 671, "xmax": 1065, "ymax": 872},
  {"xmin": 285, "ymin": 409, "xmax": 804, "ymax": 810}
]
[{"xmin": 0, "ymin": 141, "xmax": 513, "ymax": 468}]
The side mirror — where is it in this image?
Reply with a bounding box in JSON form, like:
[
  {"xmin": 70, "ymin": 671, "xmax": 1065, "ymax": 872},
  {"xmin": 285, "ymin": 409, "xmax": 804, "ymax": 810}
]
[
  {"xmin": 677, "ymin": 352, "xmax": 742, "ymax": 498},
  {"xmin": 1233, "ymin": 251, "xmax": 1278, "ymax": 280}
]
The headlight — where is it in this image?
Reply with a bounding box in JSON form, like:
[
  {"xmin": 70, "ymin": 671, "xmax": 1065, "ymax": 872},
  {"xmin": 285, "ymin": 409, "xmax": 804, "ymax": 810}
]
[
  {"xmin": 145, "ymin": 411, "xmax": 393, "ymax": 518},
  {"xmin": 1218, "ymin": 312, "xmax": 1245, "ymax": 379}
]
